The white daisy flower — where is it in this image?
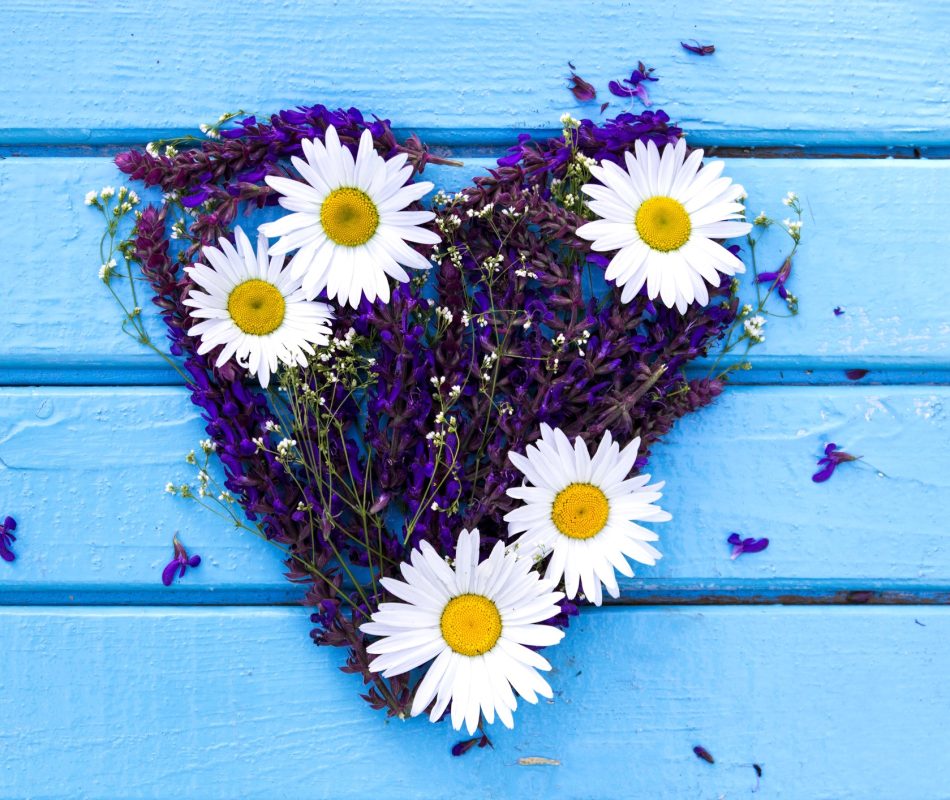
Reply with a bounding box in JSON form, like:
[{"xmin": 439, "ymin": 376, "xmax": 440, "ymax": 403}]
[
  {"xmin": 504, "ymin": 424, "xmax": 670, "ymax": 606},
  {"xmin": 361, "ymin": 528, "xmax": 565, "ymax": 734},
  {"xmin": 184, "ymin": 226, "xmax": 334, "ymax": 388},
  {"xmin": 258, "ymin": 125, "xmax": 440, "ymax": 309},
  {"xmin": 576, "ymin": 138, "xmax": 752, "ymax": 313}
]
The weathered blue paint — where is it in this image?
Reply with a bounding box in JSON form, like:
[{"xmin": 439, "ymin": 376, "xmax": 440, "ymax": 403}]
[
  {"xmin": 1, "ymin": 2, "xmax": 948, "ymax": 796},
  {"xmin": 2, "ymin": 158, "xmax": 950, "ymax": 380},
  {"xmin": 1, "ymin": 385, "xmax": 946, "ymax": 603},
  {"xmin": 1, "ymin": 1, "xmax": 949, "ymax": 147},
  {"xmin": 1, "ymin": 606, "xmax": 948, "ymax": 799}
]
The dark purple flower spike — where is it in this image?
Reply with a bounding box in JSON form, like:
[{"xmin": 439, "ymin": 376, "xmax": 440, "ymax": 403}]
[
  {"xmin": 728, "ymin": 533, "xmax": 769, "ymax": 560},
  {"xmin": 812, "ymin": 443, "xmax": 860, "ymax": 483},
  {"xmin": 0, "ymin": 516, "xmax": 17, "ymax": 563},
  {"xmin": 162, "ymin": 535, "xmax": 202, "ymax": 586},
  {"xmin": 608, "ymin": 61, "xmax": 657, "ymax": 105},
  {"xmin": 681, "ymin": 40, "xmax": 716, "ymax": 56}
]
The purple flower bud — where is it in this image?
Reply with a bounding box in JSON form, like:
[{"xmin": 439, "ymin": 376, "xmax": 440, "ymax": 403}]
[
  {"xmin": 0, "ymin": 515, "xmax": 17, "ymax": 563},
  {"xmin": 567, "ymin": 70, "xmax": 597, "ymax": 102},
  {"xmin": 728, "ymin": 532, "xmax": 769, "ymax": 559},
  {"xmin": 161, "ymin": 535, "xmax": 201, "ymax": 586},
  {"xmin": 812, "ymin": 443, "xmax": 860, "ymax": 483},
  {"xmin": 845, "ymin": 369, "xmax": 869, "ymax": 381},
  {"xmin": 693, "ymin": 745, "xmax": 715, "ymax": 764},
  {"xmin": 681, "ymin": 40, "xmax": 716, "ymax": 55}
]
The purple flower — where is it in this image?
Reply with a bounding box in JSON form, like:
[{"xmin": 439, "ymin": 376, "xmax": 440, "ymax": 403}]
[
  {"xmin": 693, "ymin": 745, "xmax": 715, "ymax": 764},
  {"xmin": 567, "ymin": 69, "xmax": 597, "ymax": 102},
  {"xmin": 812, "ymin": 443, "xmax": 860, "ymax": 483},
  {"xmin": 834, "ymin": 306, "xmax": 845, "ymax": 316},
  {"xmin": 162, "ymin": 535, "xmax": 202, "ymax": 586},
  {"xmin": 845, "ymin": 369, "xmax": 869, "ymax": 381},
  {"xmin": 756, "ymin": 257, "xmax": 792, "ymax": 300},
  {"xmin": 681, "ymin": 40, "xmax": 716, "ymax": 56},
  {"xmin": 608, "ymin": 62, "xmax": 657, "ymax": 106},
  {"xmin": 0, "ymin": 516, "xmax": 17, "ymax": 563},
  {"xmin": 451, "ymin": 734, "xmax": 492, "ymax": 756},
  {"xmin": 728, "ymin": 532, "xmax": 769, "ymax": 560}
]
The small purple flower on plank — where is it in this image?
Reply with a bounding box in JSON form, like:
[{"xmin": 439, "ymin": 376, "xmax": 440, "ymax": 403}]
[
  {"xmin": 162, "ymin": 535, "xmax": 201, "ymax": 586},
  {"xmin": 834, "ymin": 306, "xmax": 845, "ymax": 316},
  {"xmin": 567, "ymin": 67, "xmax": 597, "ymax": 102},
  {"xmin": 813, "ymin": 443, "xmax": 860, "ymax": 483},
  {"xmin": 728, "ymin": 533, "xmax": 769, "ymax": 560},
  {"xmin": 608, "ymin": 61, "xmax": 657, "ymax": 106},
  {"xmin": 693, "ymin": 745, "xmax": 715, "ymax": 764},
  {"xmin": 0, "ymin": 516, "xmax": 17, "ymax": 563},
  {"xmin": 845, "ymin": 369, "xmax": 870, "ymax": 381},
  {"xmin": 756, "ymin": 257, "xmax": 793, "ymax": 300},
  {"xmin": 681, "ymin": 40, "xmax": 716, "ymax": 55},
  {"xmin": 451, "ymin": 734, "xmax": 493, "ymax": 756}
]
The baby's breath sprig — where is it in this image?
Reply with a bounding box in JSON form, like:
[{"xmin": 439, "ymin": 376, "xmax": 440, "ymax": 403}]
[{"xmin": 710, "ymin": 190, "xmax": 805, "ymax": 378}]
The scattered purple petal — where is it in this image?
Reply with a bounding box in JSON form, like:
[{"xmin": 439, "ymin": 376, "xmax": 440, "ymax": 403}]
[
  {"xmin": 452, "ymin": 734, "xmax": 493, "ymax": 756},
  {"xmin": 845, "ymin": 369, "xmax": 869, "ymax": 381},
  {"xmin": 161, "ymin": 535, "xmax": 202, "ymax": 586},
  {"xmin": 608, "ymin": 61, "xmax": 657, "ymax": 106},
  {"xmin": 600, "ymin": 102, "xmax": 610, "ymax": 114},
  {"xmin": 0, "ymin": 516, "xmax": 17, "ymax": 563},
  {"xmin": 834, "ymin": 306, "xmax": 845, "ymax": 316},
  {"xmin": 693, "ymin": 745, "xmax": 715, "ymax": 764},
  {"xmin": 756, "ymin": 257, "xmax": 792, "ymax": 300},
  {"xmin": 728, "ymin": 533, "xmax": 769, "ymax": 560},
  {"xmin": 681, "ymin": 40, "xmax": 716, "ymax": 56},
  {"xmin": 812, "ymin": 442, "xmax": 861, "ymax": 483},
  {"xmin": 567, "ymin": 68, "xmax": 597, "ymax": 102}
]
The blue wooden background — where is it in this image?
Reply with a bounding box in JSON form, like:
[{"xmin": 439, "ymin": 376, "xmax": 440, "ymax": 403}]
[{"xmin": 2, "ymin": 1, "xmax": 949, "ymax": 797}]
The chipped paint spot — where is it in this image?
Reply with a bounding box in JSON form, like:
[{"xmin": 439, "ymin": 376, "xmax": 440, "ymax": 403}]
[
  {"xmin": 914, "ymin": 395, "xmax": 943, "ymax": 421},
  {"xmin": 518, "ymin": 757, "xmax": 561, "ymax": 766}
]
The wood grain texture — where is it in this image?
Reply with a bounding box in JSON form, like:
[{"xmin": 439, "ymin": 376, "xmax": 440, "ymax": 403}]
[
  {"xmin": 2, "ymin": 0, "xmax": 949, "ymax": 147},
  {"xmin": 0, "ymin": 606, "xmax": 947, "ymax": 799},
  {"xmin": 3, "ymin": 157, "xmax": 950, "ymax": 382},
  {"xmin": 2, "ymin": 385, "xmax": 946, "ymax": 601}
]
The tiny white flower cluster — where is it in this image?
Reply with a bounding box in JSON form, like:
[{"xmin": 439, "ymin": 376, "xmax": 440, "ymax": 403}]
[
  {"xmin": 753, "ymin": 210, "xmax": 770, "ymax": 227},
  {"xmin": 466, "ymin": 203, "xmax": 494, "ymax": 220},
  {"xmin": 170, "ymin": 219, "xmax": 188, "ymax": 240},
  {"xmin": 276, "ymin": 438, "xmax": 297, "ymax": 460},
  {"xmin": 435, "ymin": 214, "xmax": 462, "ymax": 234},
  {"xmin": 199, "ymin": 438, "xmax": 218, "ymax": 454},
  {"xmin": 199, "ymin": 122, "xmax": 221, "ymax": 140},
  {"xmin": 743, "ymin": 315, "xmax": 767, "ymax": 343},
  {"xmin": 481, "ymin": 254, "xmax": 504, "ymax": 274},
  {"xmin": 560, "ymin": 113, "xmax": 581, "ymax": 137},
  {"xmin": 98, "ymin": 258, "xmax": 117, "ymax": 283},
  {"xmin": 263, "ymin": 420, "xmax": 280, "ymax": 433},
  {"xmin": 145, "ymin": 142, "xmax": 179, "ymax": 158},
  {"xmin": 480, "ymin": 351, "xmax": 499, "ymax": 383},
  {"xmin": 783, "ymin": 218, "xmax": 803, "ymax": 239},
  {"xmin": 782, "ymin": 191, "xmax": 799, "ymax": 207},
  {"xmin": 573, "ymin": 329, "xmax": 592, "ymax": 357},
  {"xmin": 434, "ymin": 306, "xmax": 454, "ymax": 325}
]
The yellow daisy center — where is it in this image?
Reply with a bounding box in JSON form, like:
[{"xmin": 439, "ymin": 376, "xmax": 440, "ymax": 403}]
[
  {"xmin": 440, "ymin": 593, "xmax": 503, "ymax": 657},
  {"xmin": 320, "ymin": 187, "xmax": 380, "ymax": 247},
  {"xmin": 635, "ymin": 195, "xmax": 692, "ymax": 252},
  {"xmin": 552, "ymin": 483, "xmax": 610, "ymax": 540},
  {"xmin": 227, "ymin": 279, "xmax": 286, "ymax": 336}
]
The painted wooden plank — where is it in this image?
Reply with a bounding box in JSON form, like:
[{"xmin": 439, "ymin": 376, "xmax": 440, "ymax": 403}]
[
  {"xmin": 0, "ymin": 606, "xmax": 946, "ymax": 799},
  {"xmin": 2, "ymin": 0, "xmax": 950, "ymax": 147},
  {"xmin": 3, "ymin": 156, "xmax": 950, "ymax": 383},
  {"xmin": 1, "ymin": 384, "xmax": 947, "ymax": 601}
]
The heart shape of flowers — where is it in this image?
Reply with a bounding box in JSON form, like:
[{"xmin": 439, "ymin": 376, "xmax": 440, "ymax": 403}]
[{"xmin": 109, "ymin": 102, "xmax": 750, "ymax": 736}]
